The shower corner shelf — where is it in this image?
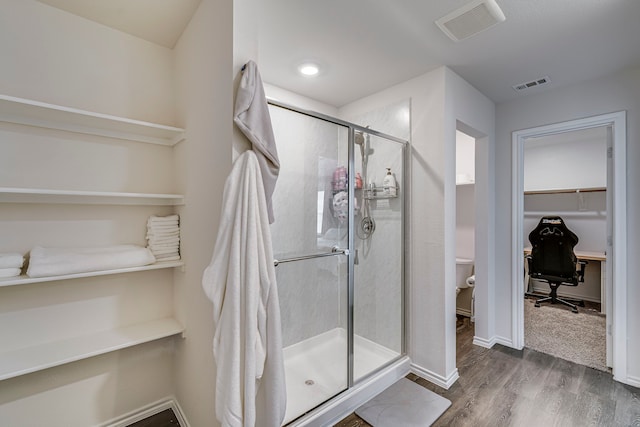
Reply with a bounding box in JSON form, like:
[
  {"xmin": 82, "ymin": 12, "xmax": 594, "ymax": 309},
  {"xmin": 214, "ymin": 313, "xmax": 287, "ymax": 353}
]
[
  {"xmin": 363, "ymin": 186, "xmax": 399, "ymax": 200},
  {"xmin": 0, "ymin": 94, "xmax": 185, "ymax": 146}
]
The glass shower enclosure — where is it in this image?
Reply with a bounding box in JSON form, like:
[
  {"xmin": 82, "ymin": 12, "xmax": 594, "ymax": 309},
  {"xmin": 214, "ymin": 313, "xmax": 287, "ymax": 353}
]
[{"xmin": 268, "ymin": 100, "xmax": 407, "ymax": 424}]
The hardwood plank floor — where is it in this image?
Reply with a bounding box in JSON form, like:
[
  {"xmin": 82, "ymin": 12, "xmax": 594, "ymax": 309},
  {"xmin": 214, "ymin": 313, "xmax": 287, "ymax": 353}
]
[
  {"xmin": 335, "ymin": 322, "xmax": 640, "ymax": 427},
  {"xmin": 127, "ymin": 409, "xmax": 180, "ymax": 427}
]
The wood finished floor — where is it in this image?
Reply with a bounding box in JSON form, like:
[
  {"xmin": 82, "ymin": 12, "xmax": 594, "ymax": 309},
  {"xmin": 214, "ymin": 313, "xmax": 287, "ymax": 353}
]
[
  {"xmin": 335, "ymin": 321, "xmax": 640, "ymax": 427},
  {"xmin": 127, "ymin": 409, "xmax": 180, "ymax": 427}
]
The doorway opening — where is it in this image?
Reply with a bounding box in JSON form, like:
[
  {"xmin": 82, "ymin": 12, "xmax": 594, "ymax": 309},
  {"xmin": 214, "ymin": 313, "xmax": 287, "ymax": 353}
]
[
  {"xmin": 522, "ymin": 127, "xmax": 608, "ymax": 371},
  {"xmin": 512, "ymin": 111, "xmax": 629, "ymax": 384},
  {"xmin": 455, "ymin": 129, "xmax": 476, "ymax": 338}
]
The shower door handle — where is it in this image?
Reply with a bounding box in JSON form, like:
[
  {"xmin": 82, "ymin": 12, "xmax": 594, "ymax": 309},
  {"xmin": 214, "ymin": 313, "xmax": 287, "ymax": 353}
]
[{"xmin": 273, "ymin": 246, "xmax": 348, "ymax": 267}]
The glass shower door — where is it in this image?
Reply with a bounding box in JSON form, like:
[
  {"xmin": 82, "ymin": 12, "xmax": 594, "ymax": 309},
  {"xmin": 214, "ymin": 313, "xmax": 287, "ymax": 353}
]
[{"xmin": 269, "ymin": 104, "xmax": 350, "ymax": 424}]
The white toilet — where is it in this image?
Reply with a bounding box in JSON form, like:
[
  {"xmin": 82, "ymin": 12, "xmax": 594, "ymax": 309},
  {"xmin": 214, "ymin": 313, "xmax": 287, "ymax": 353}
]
[
  {"xmin": 456, "ymin": 258, "xmax": 475, "ymax": 321},
  {"xmin": 455, "ymin": 258, "xmax": 474, "ymax": 295}
]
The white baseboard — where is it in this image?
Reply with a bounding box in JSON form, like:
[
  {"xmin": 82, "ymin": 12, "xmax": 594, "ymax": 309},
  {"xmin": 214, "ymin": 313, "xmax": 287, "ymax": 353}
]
[
  {"xmin": 471, "ymin": 335, "xmax": 514, "ymax": 349},
  {"xmin": 410, "ymin": 363, "xmax": 459, "ymax": 390},
  {"xmin": 623, "ymin": 375, "xmax": 640, "ymax": 388},
  {"xmin": 472, "ymin": 335, "xmax": 495, "ymax": 348},
  {"xmin": 100, "ymin": 396, "xmax": 190, "ymax": 427}
]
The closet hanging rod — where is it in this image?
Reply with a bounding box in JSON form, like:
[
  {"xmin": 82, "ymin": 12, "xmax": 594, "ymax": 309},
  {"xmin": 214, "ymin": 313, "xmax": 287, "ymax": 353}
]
[
  {"xmin": 524, "ymin": 187, "xmax": 606, "ymax": 195},
  {"xmin": 273, "ymin": 247, "xmax": 348, "ymax": 267}
]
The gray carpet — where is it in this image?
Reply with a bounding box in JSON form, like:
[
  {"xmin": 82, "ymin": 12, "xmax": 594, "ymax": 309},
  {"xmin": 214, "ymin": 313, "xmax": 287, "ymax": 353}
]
[
  {"xmin": 355, "ymin": 378, "xmax": 451, "ymax": 426},
  {"xmin": 524, "ymin": 298, "xmax": 607, "ymax": 371}
]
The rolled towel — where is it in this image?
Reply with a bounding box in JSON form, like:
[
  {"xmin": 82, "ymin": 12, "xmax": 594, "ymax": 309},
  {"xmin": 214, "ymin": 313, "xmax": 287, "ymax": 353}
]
[
  {"xmin": 27, "ymin": 245, "xmax": 156, "ymax": 278},
  {"xmin": 0, "ymin": 267, "xmax": 22, "ymax": 278},
  {"xmin": 466, "ymin": 275, "xmax": 475, "ymax": 287},
  {"xmin": 0, "ymin": 253, "xmax": 24, "ymax": 269}
]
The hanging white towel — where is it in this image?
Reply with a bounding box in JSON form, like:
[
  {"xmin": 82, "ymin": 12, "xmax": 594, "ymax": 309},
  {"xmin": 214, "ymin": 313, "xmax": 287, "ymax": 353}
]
[
  {"xmin": 202, "ymin": 150, "xmax": 286, "ymax": 427},
  {"xmin": 234, "ymin": 60, "xmax": 280, "ymax": 224}
]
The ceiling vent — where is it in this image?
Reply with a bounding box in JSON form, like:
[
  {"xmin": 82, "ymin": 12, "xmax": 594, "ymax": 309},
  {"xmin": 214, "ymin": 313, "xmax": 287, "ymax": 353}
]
[
  {"xmin": 435, "ymin": 0, "xmax": 506, "ymax": 42},
  {"xmin": 512, "ymin": 76, "xmax": 551, "ymax": 92}
]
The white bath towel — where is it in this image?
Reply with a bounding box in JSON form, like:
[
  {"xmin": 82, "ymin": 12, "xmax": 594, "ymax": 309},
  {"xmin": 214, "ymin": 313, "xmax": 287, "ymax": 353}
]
[
  {"xmin": 27, "ymin": 245, "xmax": 156, "ymax": 278},
  {"xmin": 202, "ymin": 150, "xmax": 286, "ymax": 427},
  {"xmin": 148, "ymin": 236, "xmax": 180, "ymax": 244},
  {"xmin": 148, "ymin": 214, "xmax": 179, "ymax": 223},
  {"xmin": 234, "ymin": 60, "xmax": 280, "ymax": 224},
  {"xmin": 0, "ymin": 267, "xmax": 21, "ymax": 278},
  {"xmin": 155, "ymin": 254, "xmax": 181, "ymax": 262},
  {"xmin": 0, "ymin": 253, "xmax": 24, "ymax": 269},
  {"xmin": 147, "ymin": 230, "xmax": 180, "ymax": 237}
]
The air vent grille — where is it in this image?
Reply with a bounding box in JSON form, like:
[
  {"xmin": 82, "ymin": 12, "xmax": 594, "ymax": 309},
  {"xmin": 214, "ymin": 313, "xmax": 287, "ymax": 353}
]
[
  {"xmin": 512, "ymin": 76, "xmax": 551, "ymax": 92},
  {"xmin": 435, "ymin": 0, "xmax": 506, "ymax": 42}
]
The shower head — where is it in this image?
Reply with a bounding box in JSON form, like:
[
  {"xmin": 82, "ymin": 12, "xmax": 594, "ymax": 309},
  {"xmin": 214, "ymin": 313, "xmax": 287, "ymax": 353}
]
[{"xmin": 354, "ymin": 131, "xmax": 374, "ymax": 155}]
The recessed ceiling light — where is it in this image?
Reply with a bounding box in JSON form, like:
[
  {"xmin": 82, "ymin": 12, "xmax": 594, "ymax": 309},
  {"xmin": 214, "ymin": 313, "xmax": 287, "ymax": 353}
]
[{"xmin": 298, "ymin": 63, "xmax": 320, "ymax": 76}]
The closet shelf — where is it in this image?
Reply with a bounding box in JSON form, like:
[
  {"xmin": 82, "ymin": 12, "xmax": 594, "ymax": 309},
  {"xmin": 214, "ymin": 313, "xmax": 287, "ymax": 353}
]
[
  {"xmin": 0, "ymin": 260, "xmax": 184, "ymax": 288},
  {"xmin": 0, "ymin": 94, "xmax": 185, "ymax": 146},
  {"xmin": 0, "ymin": 187, "xmax": 184, "ymax": 205},
  {"xmin": 524, "ymin": 186, "xmax": 606, "ymax": 195},
  {"xmin": 0, "ymin": 317, "xmax": 184, "ymax": 381}
]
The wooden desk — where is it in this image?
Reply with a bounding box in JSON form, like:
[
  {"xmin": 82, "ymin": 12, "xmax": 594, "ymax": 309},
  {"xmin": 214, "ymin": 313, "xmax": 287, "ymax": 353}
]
[{"xmin": 524, "ymin": 247, "xmax": 607, "ymax": 313}]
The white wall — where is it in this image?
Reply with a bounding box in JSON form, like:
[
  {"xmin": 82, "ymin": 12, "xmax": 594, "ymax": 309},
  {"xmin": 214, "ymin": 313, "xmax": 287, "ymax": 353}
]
[
  {"xmin": 524, "ymin": 127, "xmax": 607, "ymax": 192},
  {"xmin": 495, "ymin": 66, "xmax": 640, "ymax": 381},
  {"xmin": 456, "ymin": 131, "xmax": 476, "ymax": 185},
  {"xmin": 173, "ymin": 0, "xmax": 233, "ymax": 426},
  {"xmin": 0, "ymin": 1, "xmax": 179, "ymax": 425}
]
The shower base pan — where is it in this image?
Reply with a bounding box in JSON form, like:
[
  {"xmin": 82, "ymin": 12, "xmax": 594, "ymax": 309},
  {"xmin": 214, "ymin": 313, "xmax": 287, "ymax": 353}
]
[{"xmin": 283, "ymin": 328, "xmax": 399, "ymax": 424}]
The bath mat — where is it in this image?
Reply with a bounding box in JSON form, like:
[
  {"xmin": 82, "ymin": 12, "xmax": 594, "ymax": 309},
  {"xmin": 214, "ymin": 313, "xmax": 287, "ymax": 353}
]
[{"xmin": 355, "ymin": 378, "xmax": 451, "ymax": 426}]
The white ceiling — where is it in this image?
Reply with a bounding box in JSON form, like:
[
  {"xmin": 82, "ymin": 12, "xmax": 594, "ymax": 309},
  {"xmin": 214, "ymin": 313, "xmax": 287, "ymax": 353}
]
[
  {"xmin": 35, "ymin": 0, "xmax": 202, "ymax": 49},
  {"xmin": 36, "ymin": 0, "xmax": 640, "ymax": 107}
]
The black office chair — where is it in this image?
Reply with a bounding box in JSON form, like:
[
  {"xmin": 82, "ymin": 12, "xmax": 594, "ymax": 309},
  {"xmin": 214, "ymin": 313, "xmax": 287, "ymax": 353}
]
[{"xmin": 527, "ymin": 216, "xmax": 587, "ymax": 313}]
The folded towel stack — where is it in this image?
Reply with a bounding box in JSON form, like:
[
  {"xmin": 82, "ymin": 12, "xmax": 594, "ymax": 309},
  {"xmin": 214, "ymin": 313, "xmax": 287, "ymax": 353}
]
[
  {"xmin": 146, "ymin": 214, "xmax": 180, "ymax": 262},
  {"xmin": 0, "ymin": 253, "xmax": 25, "ymax": 278}
]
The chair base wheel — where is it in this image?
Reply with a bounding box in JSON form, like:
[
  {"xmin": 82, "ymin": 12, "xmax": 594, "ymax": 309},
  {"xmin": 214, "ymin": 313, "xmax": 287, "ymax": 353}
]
[{"xmin": 534, "ymin": 303, "xmax": 540, "ymax": 307}]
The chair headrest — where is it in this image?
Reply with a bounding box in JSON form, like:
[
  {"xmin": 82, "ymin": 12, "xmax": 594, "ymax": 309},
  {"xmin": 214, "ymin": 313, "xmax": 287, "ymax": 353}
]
[{"xmin": 529, "ymin": 216, "xmax": 578, "ymax": 246}]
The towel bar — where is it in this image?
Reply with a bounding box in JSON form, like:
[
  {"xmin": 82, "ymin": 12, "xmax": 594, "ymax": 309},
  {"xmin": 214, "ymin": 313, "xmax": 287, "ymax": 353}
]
[{"xmin": 273, "ymin": 247, "xmax": 348, "ymax": 267}]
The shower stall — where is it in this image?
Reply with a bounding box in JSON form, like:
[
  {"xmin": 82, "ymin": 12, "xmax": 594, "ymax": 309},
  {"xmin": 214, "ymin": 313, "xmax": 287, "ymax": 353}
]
[{"xmin": 268, "ymin": 100, "xmax": 408, "ymax": 424}]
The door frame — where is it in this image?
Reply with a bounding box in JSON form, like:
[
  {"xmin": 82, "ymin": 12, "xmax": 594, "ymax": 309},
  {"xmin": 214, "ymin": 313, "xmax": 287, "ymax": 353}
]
[{"xmin": 511, "ymin": 111, "xmax": 628, "ymax": 383}]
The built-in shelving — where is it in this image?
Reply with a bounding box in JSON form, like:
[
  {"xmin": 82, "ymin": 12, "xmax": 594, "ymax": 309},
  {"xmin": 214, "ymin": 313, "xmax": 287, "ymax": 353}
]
[
  {"xmin": 0, "ymin": 317, "xmax": 184, "ymax": 381},
  {"xmin": 0, "ymin": 260, "xmax": 184, "ymax": 287},
  {"xmin": 0, "ymin": 187, "xmax": 184, "ymax": 206},
  {"xmin": 0, "ymin": 94, "xmax": 185, "ymax": 146}
]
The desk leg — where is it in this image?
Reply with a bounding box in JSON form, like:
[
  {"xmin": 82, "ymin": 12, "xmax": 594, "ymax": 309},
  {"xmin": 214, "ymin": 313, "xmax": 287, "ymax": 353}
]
[{"xmin": 601, "ymin": 260, "xmax": 606, "ymax": 315}]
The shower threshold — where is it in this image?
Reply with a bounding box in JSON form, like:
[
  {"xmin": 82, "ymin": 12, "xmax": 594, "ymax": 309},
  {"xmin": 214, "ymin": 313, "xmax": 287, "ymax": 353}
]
[{"xmin": 283, "ymin": 328, "xmax": 399, "ymax": 424}]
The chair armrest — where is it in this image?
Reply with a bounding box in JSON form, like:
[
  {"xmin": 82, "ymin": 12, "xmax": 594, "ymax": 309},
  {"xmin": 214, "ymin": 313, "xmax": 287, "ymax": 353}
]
[{"xmin": 577, "ymin": 260, "xmax": 588, "ymax": 282}]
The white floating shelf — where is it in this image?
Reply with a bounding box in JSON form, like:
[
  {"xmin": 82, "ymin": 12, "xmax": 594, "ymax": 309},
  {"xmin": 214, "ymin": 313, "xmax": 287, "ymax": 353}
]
[
  {"xmin": 0, "ymin": 187, "xmax": 184, "ymax": 206},
  {"xmin": 0, "ymin": 260, "xmax": 184, "ymax": 288},
  {"xmin": 0, "ymin": 94, "xmax": 185, "ymax": 146},
  {"xmin": 0, "ymin": 317, "xmax": 183, "ymax": 381}
]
